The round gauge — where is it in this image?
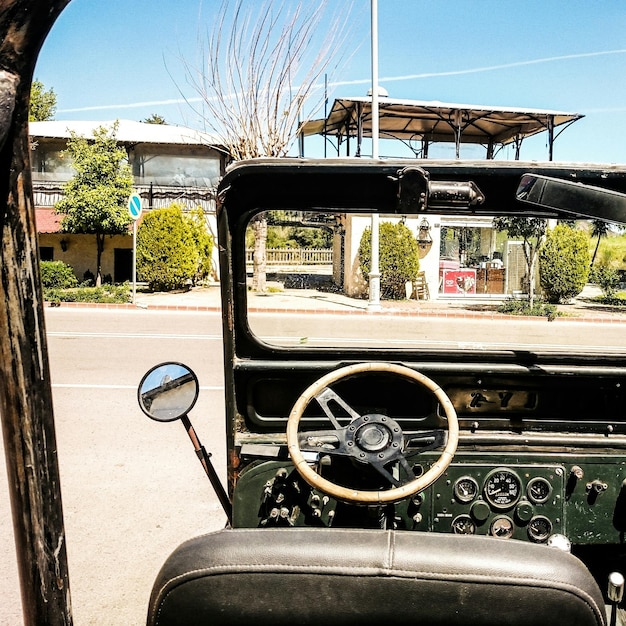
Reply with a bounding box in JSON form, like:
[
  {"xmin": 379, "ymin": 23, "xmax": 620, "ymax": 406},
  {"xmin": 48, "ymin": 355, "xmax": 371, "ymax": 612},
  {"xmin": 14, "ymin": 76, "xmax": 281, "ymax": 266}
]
[
  {"xmin": 527, "ymin": 477, "xmax": 552, "ymax": 504},
  {"xmin": 453, "ymin": 476, "xmax": 479, "ymax": 503},
  {"xmin": 483, "ymin": 469, "xmax": 522, "ymax": 510},
  {"xmin": 527, "ymin": 515, "xmax": 552, "ymax": 543},
  {"xmin": 451, "ymin": 515, "xmax": 476, "ymax": 535},
  {"xmin": 490, "ymin": 515, "xmax": 514, "ymax": 539}
]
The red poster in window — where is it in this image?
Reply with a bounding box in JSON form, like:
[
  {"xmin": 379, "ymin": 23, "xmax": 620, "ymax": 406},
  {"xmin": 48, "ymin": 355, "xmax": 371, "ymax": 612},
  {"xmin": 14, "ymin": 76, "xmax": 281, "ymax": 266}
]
[{"xmin": 442, "ymin": 269, "xmax": 476, "ymax": 295}]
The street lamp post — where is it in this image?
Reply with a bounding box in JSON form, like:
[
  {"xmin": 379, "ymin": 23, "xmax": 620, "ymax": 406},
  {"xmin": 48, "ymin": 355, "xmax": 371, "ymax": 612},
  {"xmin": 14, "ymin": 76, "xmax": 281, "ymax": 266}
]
[{"xmin": 368, "ymin": 0, "xmax": 381, "ymax": 311}]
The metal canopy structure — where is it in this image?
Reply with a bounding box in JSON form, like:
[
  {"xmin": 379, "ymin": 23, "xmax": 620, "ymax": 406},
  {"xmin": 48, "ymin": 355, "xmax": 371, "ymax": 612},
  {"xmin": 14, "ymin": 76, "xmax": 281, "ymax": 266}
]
[{"xmin": 299, "ymin": 96, "xmax": 583, "ymax": 160}]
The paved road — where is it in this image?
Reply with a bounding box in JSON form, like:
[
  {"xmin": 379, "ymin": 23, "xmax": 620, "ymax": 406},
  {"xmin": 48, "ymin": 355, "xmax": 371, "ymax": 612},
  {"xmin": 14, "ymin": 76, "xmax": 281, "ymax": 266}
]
[
  {"xmin": 2, "ymin": 305, "xmax": 625, "ymax": 625},
  {"xmin": 249, "ymin": 310, "xmax": 626, "ymax": 353},
  {"xmin": 0, "ymin": 308, "xmax": 227, "ymax": 626}
]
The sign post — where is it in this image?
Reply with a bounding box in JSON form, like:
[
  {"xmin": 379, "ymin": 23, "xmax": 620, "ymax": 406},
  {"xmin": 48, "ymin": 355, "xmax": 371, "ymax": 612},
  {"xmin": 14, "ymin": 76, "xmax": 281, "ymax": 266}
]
[{"xmin": 128, "ymin": 192, "xmax": 142, "ymax": 304}]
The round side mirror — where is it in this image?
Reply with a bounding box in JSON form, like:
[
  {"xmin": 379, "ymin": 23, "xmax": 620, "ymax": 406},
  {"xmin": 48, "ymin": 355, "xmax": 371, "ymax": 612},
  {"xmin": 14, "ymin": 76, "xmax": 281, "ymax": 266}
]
[{"xmin": 138, "ymin": 362, "xmax": 199, "ymax": 422}]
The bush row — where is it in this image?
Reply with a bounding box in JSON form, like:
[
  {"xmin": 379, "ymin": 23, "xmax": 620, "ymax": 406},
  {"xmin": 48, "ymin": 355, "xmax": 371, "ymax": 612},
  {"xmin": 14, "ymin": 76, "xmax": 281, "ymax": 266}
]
[{"xmin": 44, "ymin": 283, "xmax": 130, "ymax": 304}]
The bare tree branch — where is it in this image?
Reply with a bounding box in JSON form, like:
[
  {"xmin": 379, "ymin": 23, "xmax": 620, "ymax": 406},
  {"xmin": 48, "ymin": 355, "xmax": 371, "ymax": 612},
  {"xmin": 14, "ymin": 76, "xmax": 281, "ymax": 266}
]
[{"xmin": 182, "ymin": 0, "xmax": 355, "ymax": 160}]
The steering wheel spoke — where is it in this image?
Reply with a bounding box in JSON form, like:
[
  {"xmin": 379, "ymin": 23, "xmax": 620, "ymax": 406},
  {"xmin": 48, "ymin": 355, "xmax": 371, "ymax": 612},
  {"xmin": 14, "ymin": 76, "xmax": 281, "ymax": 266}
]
[
  {"xmin": 404, "ymin": 429, "xmax": 447, "ymax": 454},
  {"xmin": 298, "ymin": 427, "xmax": 350, "ymax": 456},
  {"xmin": 314, "ymin": 387, "xmax": 361, "ymax": 428},
  {"xmin": 287, "ymin": 362, "xmax": 459, "ymax": 504}
]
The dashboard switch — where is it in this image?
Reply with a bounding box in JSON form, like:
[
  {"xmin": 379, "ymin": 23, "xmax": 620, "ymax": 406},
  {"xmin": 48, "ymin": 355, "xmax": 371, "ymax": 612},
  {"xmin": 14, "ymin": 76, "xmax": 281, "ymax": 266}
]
[
  {"xmin": 586, "ymin": 480, "xmax": 608, "ymax": 494},
  {"xmin": 608, "ymin": 571, "xmax": 624, "ymax": 604}
]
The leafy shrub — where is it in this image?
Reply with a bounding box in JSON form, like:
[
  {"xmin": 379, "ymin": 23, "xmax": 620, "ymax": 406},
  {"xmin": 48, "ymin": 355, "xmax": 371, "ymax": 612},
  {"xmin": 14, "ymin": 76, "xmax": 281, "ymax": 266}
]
[
  {"xmin": 136, "ymin": 205, "xmax": 197, "ymax": 291},
  {"xmin": 40, "ymin": 260, "xmax": 78, "ymax": 289},
  {"xmin": 497, "ymin": 298, "xmax": 558, "ymax": 321},
  {"xmin": 594, "ymin": 294, "xmax": 626, "ymax": 306},
  {"xmin": 45, "ymin": 284, "xmax": 130, "ymax": 304},
  {"xmin": 589, "ymin": 264, "xmax": 619, "ymax": 296},
  {"xmin": 539, "ymin": 224, "xmax": 589, "ymax": 303},
  {"xmin": 359, "ymin": 221, "xmax": 420, "ymax": 299}
]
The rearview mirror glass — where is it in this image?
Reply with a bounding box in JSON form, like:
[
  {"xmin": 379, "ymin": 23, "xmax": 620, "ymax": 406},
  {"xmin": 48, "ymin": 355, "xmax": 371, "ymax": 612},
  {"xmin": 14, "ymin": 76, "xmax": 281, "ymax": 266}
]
[
  {"xmin": 516, "ymin": 174, "xmax": 626, "ymax": 224},
  {"xmin": 138, "ymin": 362, "xmax": 199, "ymax": 422}
]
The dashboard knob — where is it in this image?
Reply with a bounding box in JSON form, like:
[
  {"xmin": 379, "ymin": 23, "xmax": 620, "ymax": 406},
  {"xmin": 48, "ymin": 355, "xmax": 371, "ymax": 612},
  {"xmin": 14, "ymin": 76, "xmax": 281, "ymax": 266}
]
[
  {"xmin": 470, "ymin": 500, "xmax": 490, "ymax": 522},
  {"xmin": 515, "ymin": 501, "xmax": 534, "ymax": 523}
]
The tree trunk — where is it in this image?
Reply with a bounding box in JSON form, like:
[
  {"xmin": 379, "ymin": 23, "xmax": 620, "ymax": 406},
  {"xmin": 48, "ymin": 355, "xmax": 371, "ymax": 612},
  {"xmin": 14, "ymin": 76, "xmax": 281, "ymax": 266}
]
[
  {"xmin": 95, "ymin": 232, "xmax": 105, "ymax": 286},
  {"xmin": 528, "ymin": 248, "xmax": 537, "ymax": 309},
  {"xmin": 591, "ymin": 235, "xmax": 602, "ymax": 267},
  {"xmin": 519, "ymin": 240, "xmax": 536, "ymax": 309},
  {"xmin": 0, "ymin": 3, "xmax": 73, "ymax": 625},
  {"xmin": 251, "ymin": 216, "xmax": 267, "ymax": 292}
]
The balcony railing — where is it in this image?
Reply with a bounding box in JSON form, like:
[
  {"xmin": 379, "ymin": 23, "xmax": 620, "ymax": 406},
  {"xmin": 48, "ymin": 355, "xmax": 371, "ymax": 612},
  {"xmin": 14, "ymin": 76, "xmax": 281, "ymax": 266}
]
[{"xmin": 32, "ymin": 181, "xmax": 217, "ymax": 214}]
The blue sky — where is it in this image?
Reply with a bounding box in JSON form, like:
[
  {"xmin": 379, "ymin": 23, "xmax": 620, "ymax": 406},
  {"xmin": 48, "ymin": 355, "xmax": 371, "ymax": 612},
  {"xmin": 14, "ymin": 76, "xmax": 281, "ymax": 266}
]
[{"xmin": 34, "ymin": 0, "xmax": 626, "ymax": 162}]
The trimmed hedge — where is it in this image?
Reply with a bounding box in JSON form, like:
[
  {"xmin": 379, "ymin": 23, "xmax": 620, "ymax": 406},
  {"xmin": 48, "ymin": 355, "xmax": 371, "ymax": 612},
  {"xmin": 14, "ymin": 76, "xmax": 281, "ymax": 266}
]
[
  {"xmin": 40, "ymin": 260, "xmax": 78, "ymax": 289},
  {"xmin": 45, "ymin": 284, "xmax": 130, "ymax": 304},
  {"xmin": 136, "ymin": 205, "xmax": 197, "ymax": 291},
  {"xmin": 539, "ymin": 224, "xmax": 589, "ymax": 304},
  {"xmin": 358, "ymin": 221, "xmax": 420, "ymax": 299}
]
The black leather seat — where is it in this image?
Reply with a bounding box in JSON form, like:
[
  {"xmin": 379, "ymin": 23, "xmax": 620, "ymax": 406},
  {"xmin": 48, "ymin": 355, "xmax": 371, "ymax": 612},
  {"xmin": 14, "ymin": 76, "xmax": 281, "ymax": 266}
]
[{"xmin": 147, "ymin": 528, "xmax": 606, "ymax": 626}]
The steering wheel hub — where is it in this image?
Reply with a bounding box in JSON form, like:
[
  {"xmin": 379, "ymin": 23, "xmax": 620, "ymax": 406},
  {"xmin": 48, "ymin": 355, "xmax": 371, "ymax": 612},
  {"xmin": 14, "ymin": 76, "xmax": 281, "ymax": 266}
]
[{"xmin": 349, "ymin": 414, "xmax": 402, "ymax": 456}]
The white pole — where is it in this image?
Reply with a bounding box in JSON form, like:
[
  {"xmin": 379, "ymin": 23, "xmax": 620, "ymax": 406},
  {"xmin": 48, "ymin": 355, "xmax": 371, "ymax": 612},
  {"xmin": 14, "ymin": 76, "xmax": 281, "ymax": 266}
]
[
  {"xmin": 368, "ymin": 0, "xmax": 381, "ymax": 311},
  {"xmin": 132, "ymin": 219, "xmax": 137, "ymax": 305},
  {"xmin": 371, "ymin": 0, "xmax": 379, "ymax": 160}
]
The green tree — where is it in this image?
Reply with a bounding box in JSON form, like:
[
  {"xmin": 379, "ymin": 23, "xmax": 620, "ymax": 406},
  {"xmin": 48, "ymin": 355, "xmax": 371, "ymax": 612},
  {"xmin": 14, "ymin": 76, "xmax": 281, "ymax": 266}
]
[
  {"xmin": 539, "ymin": 224, "xmax": 590, "ymax": 303},
  {"xmin": 359, "ymin": 221, "xmax": 420, "ymax": 300},
  {"xmin": 29, "ymin": 79, "xmax": 56, "ymax": 121},
  {"xmin": 136, "ymin": 205, "xmax": 197, "ymax": 291},
  {"xmin": 493, "ymin": 217, "xmax": 547, "ymax": 308},
  {"xmin": 55, "ymin": 123, "xmax": 134, "ymax": 285},
  {"xmin": 142, "ymin": 114, "xmax": 166, "ymax": 124}
]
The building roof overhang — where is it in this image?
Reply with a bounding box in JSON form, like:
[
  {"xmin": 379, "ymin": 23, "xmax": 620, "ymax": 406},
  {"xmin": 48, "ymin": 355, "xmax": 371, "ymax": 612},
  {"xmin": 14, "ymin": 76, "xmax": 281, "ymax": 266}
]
[
  {"xmin": 35, "ymin": 207, "xmax": 62, "ymax": 234},
  {"xmin": 29, "ymin": 119, "xmax": 223, "ymax": 150}
]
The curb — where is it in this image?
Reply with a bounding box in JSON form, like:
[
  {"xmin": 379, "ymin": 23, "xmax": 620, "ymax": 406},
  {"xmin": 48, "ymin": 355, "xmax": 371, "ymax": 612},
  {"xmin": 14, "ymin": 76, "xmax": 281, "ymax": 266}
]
[{"xmin": 44, "ymin": 300, "xmax": 626, "ymax": 323}]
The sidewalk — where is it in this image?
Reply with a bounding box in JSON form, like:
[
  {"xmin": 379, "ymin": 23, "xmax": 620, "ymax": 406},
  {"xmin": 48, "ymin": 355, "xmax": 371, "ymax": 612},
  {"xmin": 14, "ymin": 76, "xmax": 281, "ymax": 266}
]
[{"xmin": 52, "ymin": 282, "xmax": 626, "ymax": 324}]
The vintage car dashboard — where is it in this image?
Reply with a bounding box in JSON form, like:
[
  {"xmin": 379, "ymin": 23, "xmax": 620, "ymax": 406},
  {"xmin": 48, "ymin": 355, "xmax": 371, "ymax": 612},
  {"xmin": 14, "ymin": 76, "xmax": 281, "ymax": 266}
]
[{"xmin": 230, "ymin": 362, "xmax": 626, "ymax": 585}]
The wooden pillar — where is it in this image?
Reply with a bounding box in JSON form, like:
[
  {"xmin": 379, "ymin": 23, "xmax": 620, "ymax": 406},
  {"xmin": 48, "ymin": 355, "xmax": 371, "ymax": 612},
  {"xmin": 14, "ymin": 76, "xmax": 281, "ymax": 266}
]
[{"xmin": 0, "ymin": 3, "xmax": 73, "ymax": 625}]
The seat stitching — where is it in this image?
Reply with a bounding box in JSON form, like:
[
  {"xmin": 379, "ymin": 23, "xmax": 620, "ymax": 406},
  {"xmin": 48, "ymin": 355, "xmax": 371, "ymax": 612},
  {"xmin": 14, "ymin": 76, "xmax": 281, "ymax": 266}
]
[{"xmin": 151, "ymin": 564, "xmax": 605, "ymax": 626}]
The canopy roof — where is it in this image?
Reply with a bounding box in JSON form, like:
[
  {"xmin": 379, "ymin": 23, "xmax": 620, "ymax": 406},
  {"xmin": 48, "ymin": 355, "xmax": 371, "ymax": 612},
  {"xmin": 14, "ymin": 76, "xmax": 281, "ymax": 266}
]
[{"xmin": 300, "ymin": 97, "xmax": 583, "ymax": 158}]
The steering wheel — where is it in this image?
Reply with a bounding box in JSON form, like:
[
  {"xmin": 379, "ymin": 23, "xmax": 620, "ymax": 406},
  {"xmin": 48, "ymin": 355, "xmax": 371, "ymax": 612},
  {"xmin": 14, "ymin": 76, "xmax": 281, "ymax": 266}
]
[{"xmin": 286, "ymin": 362, "xmax": 459, "ymax": 504}]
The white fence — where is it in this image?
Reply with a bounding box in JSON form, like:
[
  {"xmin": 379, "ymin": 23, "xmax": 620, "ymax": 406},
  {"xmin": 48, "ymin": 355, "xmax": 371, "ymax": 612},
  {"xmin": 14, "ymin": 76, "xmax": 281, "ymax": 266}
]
[{"xmin": 245, "ymin": 248, "xmax": 332, "ymax": 265}]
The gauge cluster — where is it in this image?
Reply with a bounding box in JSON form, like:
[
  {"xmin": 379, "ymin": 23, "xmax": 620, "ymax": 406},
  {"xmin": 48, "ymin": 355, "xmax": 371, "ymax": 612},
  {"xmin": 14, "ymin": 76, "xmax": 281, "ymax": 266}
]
[{"xmin": 431, "ymin": 464, "xmax": 564, "ymax": 543}]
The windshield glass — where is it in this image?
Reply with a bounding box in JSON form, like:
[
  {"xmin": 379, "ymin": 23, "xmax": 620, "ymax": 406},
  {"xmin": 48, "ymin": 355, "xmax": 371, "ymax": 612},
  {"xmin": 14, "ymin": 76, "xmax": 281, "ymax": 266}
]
[{"xmin": 245, "ymin": 208, "xmax": 626, "ymax": 355}]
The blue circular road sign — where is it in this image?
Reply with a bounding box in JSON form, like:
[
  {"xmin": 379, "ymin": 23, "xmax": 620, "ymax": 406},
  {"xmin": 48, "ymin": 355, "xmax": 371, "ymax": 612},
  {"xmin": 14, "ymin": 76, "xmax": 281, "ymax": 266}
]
[{"xmin": 128, "ymin": 193, "xmax": 142, "ymax": 220}]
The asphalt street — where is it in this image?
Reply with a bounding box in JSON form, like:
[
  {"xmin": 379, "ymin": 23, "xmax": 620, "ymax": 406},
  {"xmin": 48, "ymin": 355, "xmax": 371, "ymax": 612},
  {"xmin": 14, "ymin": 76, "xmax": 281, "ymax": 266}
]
[{"xmin": 0, "ymin": 308, "xmax": 228, "ymax": 626}]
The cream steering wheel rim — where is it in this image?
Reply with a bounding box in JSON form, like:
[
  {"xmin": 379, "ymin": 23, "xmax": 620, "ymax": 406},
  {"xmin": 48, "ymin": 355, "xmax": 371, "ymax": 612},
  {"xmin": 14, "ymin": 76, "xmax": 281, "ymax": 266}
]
[{"xmin": 286, "ymin": 362, "xmax": 459, "ymax": 504}]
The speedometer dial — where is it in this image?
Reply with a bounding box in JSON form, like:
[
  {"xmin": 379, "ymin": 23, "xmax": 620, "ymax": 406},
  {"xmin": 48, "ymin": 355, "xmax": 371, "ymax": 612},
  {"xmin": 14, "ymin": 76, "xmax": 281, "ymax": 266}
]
[{"xmin": 483, "ymin": 469, "xmax": 522, "ymax": 510}]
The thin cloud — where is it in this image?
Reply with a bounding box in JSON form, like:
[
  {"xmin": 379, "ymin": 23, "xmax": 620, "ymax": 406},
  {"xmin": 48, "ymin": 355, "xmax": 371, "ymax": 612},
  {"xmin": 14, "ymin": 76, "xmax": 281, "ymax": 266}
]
[
  {"xmin": 59, "ymin": 97, "xmax": 203, "ymax": 113},
  {"xmin": 331, "ymin": 49, "xmax": 626, "ymax": 88},
  {"xmin": 58, "ymin": 49, "xmax": 626, "ymax": 114}
]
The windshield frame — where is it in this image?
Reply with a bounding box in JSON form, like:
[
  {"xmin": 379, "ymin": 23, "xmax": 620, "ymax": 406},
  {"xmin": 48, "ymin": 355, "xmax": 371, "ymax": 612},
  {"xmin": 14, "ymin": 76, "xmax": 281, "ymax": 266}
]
[{"xmin": 218, "ymin": 158, "xmax": 626, "ymax": 366}]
